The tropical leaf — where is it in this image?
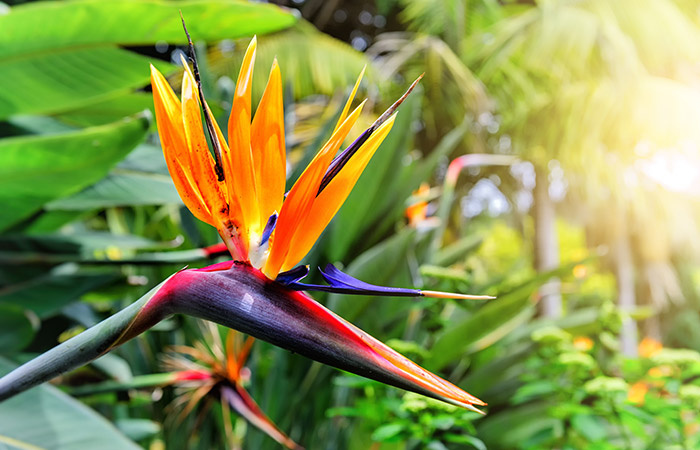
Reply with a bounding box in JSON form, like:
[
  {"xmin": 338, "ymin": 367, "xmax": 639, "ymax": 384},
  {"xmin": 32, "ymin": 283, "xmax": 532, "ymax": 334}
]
[
  {"xmin": 0, "ymin": 0, "xmax": 295, "ymax": 57},
  {"xmin": 48, "ymin": 171, "xmax": 181, "ymax": 210},
  {"xmin": 427, "ymin": 263, "xmax": 578, "ymax": 370},
  {"xmin": 397, "ymin": 0, "xmax": 503, "ymax": 49},
  {"xmin": 47, "ymin": 141, "xmax": 180, "ymax": 210},
  {"xmin": 0, "ymin": 266, "xmax": 122, "ymax": 318},
  {"xmin": 0, "ymin": 305, "xmax": 36, "ymax": 355},
  {"xmin": 369, "ymin": 31, "xmax": 490, "ymax": 136},
  {"xmin": 0, "ymin": 46, "xmax": 173, "ymax": 119},
  {"xmin": 207, "ymin": 21, "xmax": 369, "ymax": 102},
  {"xmin": 477, "ymin": 401, "xmax": 558, "ymax": 449},
  {"xmin": 0, "ymin": 231, "xmax": 159, "ymax": 256},
  {"xmin": 56, "ymin": 93, "xmax": 157, "ymax": 128},
  {"xmin": 0, "ymin": 358, "xmax": 140, "ymax": 450},
  {"xmin": 0, "ymin": 0, "xmax": 296, "ymax": 118},
  {"xmin": 0, "ymin": 115, "xmax": 149, "ymax": 232}
]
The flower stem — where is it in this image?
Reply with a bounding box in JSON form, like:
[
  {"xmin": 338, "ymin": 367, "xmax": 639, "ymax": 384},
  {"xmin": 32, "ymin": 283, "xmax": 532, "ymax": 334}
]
[{"xmin": 0, "ymin": 279, "xmax": 170, "ymax": 401}]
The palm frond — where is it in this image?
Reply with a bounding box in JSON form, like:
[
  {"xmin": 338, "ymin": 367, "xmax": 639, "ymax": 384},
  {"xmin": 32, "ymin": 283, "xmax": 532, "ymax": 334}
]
[
  {"xmin": 369, "ymin": 32, "xmax": 490, "ymax": 138},
  {"xmin": 207, "ymin": 21, "xmax": 371, "ymax": 102}
]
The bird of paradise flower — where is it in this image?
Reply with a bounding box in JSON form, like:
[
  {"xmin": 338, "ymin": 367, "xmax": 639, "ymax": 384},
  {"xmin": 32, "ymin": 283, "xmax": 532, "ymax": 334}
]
[
  {"xmin": 0, "ymin": 17, "xmax": 489, "ymax": 419},
  {"xmin": 162, "ymin": 324, "xmax": 302, "ymax": 450}
]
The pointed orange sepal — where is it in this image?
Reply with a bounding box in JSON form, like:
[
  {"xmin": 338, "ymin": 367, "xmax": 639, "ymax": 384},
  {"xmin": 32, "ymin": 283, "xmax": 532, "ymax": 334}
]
[
  {"xmin": 150, "ymin": 65, "xmax": 213, "ymax": 225},
  {"xmin": 251, "ymin": 59, "xmax": 286, "ymax": 229},
  {"xmin": 263, "ymin": 101, "xmax": 367, "ymax": 278},
  {"xmin": 280, "ymin": 115, "xmax": 396, "ymax": 272},
  {"xmin": 332, "ymin": 66, "xmax": 365, "ymax": 135},
  {"xmin": 180, "ymin": 63, "xmax": 228, "ymax": 225},
  {"xmin": 226, "ymin": 37, "xmax": 260, "ymax": 251}
]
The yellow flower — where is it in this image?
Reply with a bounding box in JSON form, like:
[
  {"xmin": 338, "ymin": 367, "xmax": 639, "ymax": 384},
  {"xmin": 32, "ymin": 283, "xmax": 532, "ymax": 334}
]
[
  {"xmin": 627, "ymin": 381, "xmax": 648, "ymax": 405},
  {"xmin": 573, "ymin": 336, "xmax": 594, "ymax": 351},
  {"xmin": 405, "ymin": 182, "xmax": 430, "ymax": 226},
  {"xmin": 639, "ymin": 337, "xmax": 663, "ymax": 358},
  {"xmin": 648, "ymin": 365, "xmax": 673, "ymax": 378},
  {"xmin": 685, "ymin": 423, "xmax": 700, "ymax": 437},
  {"xmin": 572, "ymin": 264, "xmax": 587, "ymax": 279}
]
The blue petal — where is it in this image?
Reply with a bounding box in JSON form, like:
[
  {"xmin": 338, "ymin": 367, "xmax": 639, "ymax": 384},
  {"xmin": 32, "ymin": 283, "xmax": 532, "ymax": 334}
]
[
  {"xmin": 289, "ymin": 264, "xmax": 422, "ymax": 297},
  {"xmin": 277, "ymin": 265, "xmax": 309, "ymax": 285},
  {"xmin": 260, "ymin": 213, "xmax": 278, "ymax": 246}
]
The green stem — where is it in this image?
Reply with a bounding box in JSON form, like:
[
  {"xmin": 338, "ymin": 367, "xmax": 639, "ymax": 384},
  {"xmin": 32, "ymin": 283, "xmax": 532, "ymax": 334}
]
[
  {"xmin": 68, "ymin": 372, "xmax": 179, "ymax": 397},
  {"xmin": 0, "ymin": 279, "xmax": 169, "ymax": 401},
  {"xmin": 0, "ymin": 248, "xmax": 209, "ymax": 266}
]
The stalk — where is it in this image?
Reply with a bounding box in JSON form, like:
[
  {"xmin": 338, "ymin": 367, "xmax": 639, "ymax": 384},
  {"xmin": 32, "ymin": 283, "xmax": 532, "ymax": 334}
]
[
  {"xmin": 0, "ymin": 262, "xmax": 484, "ymax": 411},
  {"xmin": 0, "ymin": 278, "xmax": 169, "ymax": 400}
]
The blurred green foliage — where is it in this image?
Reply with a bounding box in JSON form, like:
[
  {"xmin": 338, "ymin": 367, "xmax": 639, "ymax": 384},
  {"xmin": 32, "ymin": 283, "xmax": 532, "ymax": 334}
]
[{"xmin": 1, "ymin": 0, "xmax": 700, "ymax": 449}]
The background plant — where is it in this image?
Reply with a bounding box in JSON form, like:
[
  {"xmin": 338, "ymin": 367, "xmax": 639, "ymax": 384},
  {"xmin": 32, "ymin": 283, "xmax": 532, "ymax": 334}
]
[{"xmin": 1, "ymin": 0, "xmax": 699, "ymax": 449}]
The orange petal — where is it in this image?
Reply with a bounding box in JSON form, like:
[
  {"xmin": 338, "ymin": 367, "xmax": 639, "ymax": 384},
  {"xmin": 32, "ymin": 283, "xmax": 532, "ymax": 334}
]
[
  {"xmin": 180, "ymin": 66, "xmax": 228, "ymax": 224},
  {"xmin": 150, "ymin": 65, "xmax": 212, "ymax": 225},
  {"xmin": 332, "ymin": 67, "xmax": 365, "ymax": 135},
  {"xmin": 236, "ymin": 336, "xmax": 255, "ymax": 373},
  {"xmin": 225, "ymin": 330, "xmax": 240, "ymax": 379},
  {"xmin": 201, "ymin": 100, "xmax": 247, "ymax": 260},
  {"xmin": 280, "ymin": 115, "xmax": 395, "ymax": 272},
  {"xmin": 251, "ymin": 59, "xmax": 286, "ymax": 228},
  {"xmin": 355, "ymin": 322, "xmax": 486, "ymax": 410},
  {"xmin": 222, "ymin": 385, "xmax": 303, "ymax": 450},
  {"xmin": 263, "ymin": 101, "xmax": 366, "ymax": 279},
  {"xmin": 226, "ymin": 37, "xmax": 260, "ymax": 247},
  {"xmin": 181, "ymin": 383, "xmax": 215, "ymax": 418}
]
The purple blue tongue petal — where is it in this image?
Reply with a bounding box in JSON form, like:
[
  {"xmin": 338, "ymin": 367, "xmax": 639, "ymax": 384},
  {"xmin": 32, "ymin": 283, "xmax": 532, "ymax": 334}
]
[
  {"xmin": 276, "ymin": 265, "xmax": 310, "ymax": 285},
  {"xmin": 289, "ymin": 264, "xmax": 422, "ymax": 297}
]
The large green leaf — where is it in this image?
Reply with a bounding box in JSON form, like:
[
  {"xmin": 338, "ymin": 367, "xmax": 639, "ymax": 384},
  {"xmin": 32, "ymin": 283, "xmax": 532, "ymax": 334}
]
[
  {"xmin": 0, "ymin": 358, "xmax": 140, "ymax": 450},
  {"xmin": 56, "ymin": 93, "xmax": 157, "ymax": 128},
  {"xmin": 0, "ymin": 305, "xmax": 35, "ymax": 355},
  {"xmin": 0, "ymin": 46, "xmax": 172, "ymax": 119},
  {"xmin": 0, "ymin": 231, "xmax": 158, "ymax": 254},
  {"xmin": 0, "ymin": 115, "xmax": 149, "ymax": 232},
  {"xmin": 0, "ymin": 266, "xmax": 122, "ymax": 318},
  {"xmin": 47, "ymin": 142, "xmax": 180, "ymax": 210},
  {"xmin": 426, "ymin": 284, "xmax": 536, "ymax": 371},
  {"xmin": 477, "ymin": 401, "xmax": 559, "ymax": 449},
  {"xmin": 47, "ymin": 170, "xmax": 181, "ymax": 210},
  {"xmin": 0, "ymin": 0, "xmax": 296, "ymax": 118},
  {"xmin": 427, "ymin": 263, "xmax": 578, "ymax": 370},
  {"xmin": 0, "ymin": 0, "xmax": 296, "ymax": 58}
]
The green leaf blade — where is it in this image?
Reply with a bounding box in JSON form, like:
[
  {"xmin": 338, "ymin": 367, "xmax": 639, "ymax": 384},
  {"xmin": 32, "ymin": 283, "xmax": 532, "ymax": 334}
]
[
  {"xmin": 0, "ymin": 115, "xmax": 149, "ymax": 231},
  {"xmin": 0, "ymin": 47, "xmax": 172, "ymax": 119},
  {"xmin": 0, "ymin": 358, "xmax": 140, "ymax": 450},
  {"xmin": 0, "ymin": 0, "xmax": 296, "ymax": 58}
]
